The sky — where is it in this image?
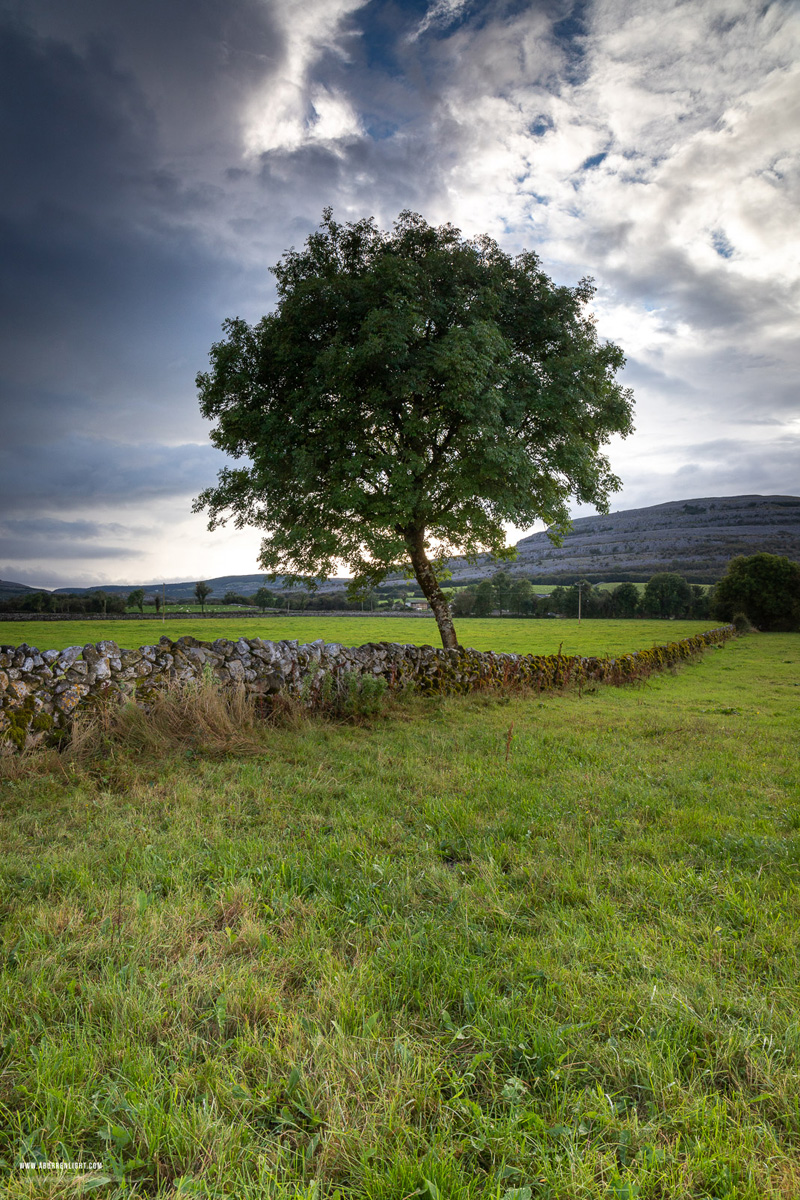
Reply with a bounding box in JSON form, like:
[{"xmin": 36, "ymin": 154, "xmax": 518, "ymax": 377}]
[{"xmin": 1, "ymin": 0, "xmax": 798, "ymax": 589}]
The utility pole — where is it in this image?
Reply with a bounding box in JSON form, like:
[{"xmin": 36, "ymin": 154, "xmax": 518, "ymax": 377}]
[
  {"xmin": 578, "ymin": 582, "xmax": 582, "ymax": 624},
  {"xmin": 162, "ymin": 582, "xmax": 166, "ymax": 622}
]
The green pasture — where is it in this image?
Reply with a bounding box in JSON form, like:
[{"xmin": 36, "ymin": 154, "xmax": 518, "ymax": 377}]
[
  {"xmin": 1, "ymin": 632, "xmax": 799, "ymax": 1197},
  {"xmin": 1, "ymin": 616, "xmax": 720, "ymax": 657}
]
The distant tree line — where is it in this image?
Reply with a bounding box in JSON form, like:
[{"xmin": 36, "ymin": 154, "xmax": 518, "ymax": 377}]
[
  {"xmin": 0, "ymin": 591, "xmax": 128, "ymax": 614},
  {"xmin": 3, "ymin": 555, "xmax": 795, "ymax": 629},
  {"xmin": 451, "ymin": 570, "xmax": 713, "ymax": 620},
  {"xmin": 451, "ymin": 555, "xmax": 800, "ymax": 628},
  {"xmin": 229, "ymin": 587, "xmax": 405, "ymax": 612},
  {"xmin": 0, "ymin": 584, "xmax": 395, "ymax": 614}
]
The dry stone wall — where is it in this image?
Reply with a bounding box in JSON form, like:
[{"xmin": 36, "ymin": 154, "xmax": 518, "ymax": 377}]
[{"xmin": 0, "ymin": 627, "xmax": 736, "ymax": 753}]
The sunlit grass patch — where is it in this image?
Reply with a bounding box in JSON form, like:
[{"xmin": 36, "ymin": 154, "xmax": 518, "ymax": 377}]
[{"xmin": 3, "ymin": 615, "xmax": 720, "ymax": 655}]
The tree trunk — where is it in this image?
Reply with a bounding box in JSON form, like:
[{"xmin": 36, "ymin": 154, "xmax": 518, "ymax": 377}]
[{"xmin": 405, "ymin": 527, "xmax": 459, "ymax": 650}]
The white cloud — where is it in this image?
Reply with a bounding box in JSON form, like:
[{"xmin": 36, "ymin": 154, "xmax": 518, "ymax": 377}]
[
  {"xmin": 378, "ymin": 0, "xmax": 800, "ymax": 515},
  {"xmin": 241, "ymin": 0, "xmax": 367, "ymax": 154},
  {"xmin": 409, "ymin": 0, "xmax": 472, "ymax": 42}
]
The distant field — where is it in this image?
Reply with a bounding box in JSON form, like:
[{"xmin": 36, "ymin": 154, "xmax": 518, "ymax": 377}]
[{"xmin": 2, "ymin": 616, "xmax": 721, "ymax": 656}]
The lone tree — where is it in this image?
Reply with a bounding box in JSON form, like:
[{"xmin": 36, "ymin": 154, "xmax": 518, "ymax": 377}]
[
  {"xmin": 194, "ymin": 581, "xmax": 212, "ymax": 612},
  {"xmin": 127, "ymin": 588, "xmax": 145, "ymax": 615},
  {"xmin": 194, "ymin": 210, "xmax": 634, "ymax": 649},
  {"xmin": 712, "ymin": 553, "xmax": 800, "ymax": 631}
]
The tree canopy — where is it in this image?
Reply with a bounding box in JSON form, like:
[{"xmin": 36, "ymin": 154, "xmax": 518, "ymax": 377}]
[
  {"xmin": 127, "ymin": 588, "xmax": 144, "ymax": 614},
  {"xmin": 642, "ymin": 572, "xmax": 692, "ymax": 619},
  {"xmin": 194, "ymin": 209, "xmax": 634, "ymax": 648},
  {"xmin": 712, "ymin": 553, "xmax": 800, "ymax": 631}
]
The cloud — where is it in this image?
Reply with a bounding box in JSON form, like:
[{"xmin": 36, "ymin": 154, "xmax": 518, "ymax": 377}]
[
  {"xmin": 0, "ymin": 517, "xmax": 150, "ymax": 540},
  {"xmin": 0, "ymin": 437, "xmax": 227, "ymax": 514},
  {"xmin": 0, "ymin": 0, "xmax": 797, "ymax": 589},
  {"xmin": 241, "ymin": 0, "xmax": 368, "ymax": 154},
  {"xmin": 0, "ymin": 539, "xmax": 139, "ymax": 563},
  {"xmin": 604, "ymin": 430, "xmax": 800, "ymax": 514},
  {"xmin": 409, "ymin": 0, "xmax": 473, "ymax": 42},
  {"xmin": 1, "ymin": 519, "xmax": 149, "ymax": 567}
]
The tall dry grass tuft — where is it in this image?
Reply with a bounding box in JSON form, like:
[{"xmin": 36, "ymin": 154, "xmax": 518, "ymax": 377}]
[
  {"xmin": 0, "ymin": 674, "xmax": 275, "ymax": 778},
  {"xmin": 0, "ymin": 741, "xmax": 63, "ymax": 780},
  {"xmin": 78, "ymin": 673, "xmax": 272, "ymax": 758}
]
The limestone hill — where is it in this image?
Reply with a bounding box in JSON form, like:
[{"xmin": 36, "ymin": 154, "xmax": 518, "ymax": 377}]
[
  {"xmin": 500, "ymin": 494, "xmax": 800, "ymax": 583},
  {"xmin": 2, "ymin": 495, "xmax": 798, "ymax": 599}
]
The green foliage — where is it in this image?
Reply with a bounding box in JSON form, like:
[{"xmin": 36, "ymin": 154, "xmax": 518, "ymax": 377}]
[
  {"xmin": 688, "ymin": 582, "xmax": 710, "ymax": 619},
  {"xmin": 473, "ymin": 579, "xmax": 496, "ymax": 617},
  {"xmin": 547, "ymin": 584, "xmax": 568, "ymax": 615},
  {"xmin": 611, "ymin": 581, "xmax": 640, "ymax": 618},
  {"xmin": 342, "ymin": 671, "xmax": 388, "ymax": 717},
  {"xmin": 508, "ymin": 577, "xmax": 536, "ymax": 615},
  {"xmin": 451, "ymin": 587, "xmax": 476, "ymax": 617},
  {"xmin": 642, "ymin": 572, "xmax": 692, "ymax": 618},
  {"xmin": 194, "ymin": 208, "xmax": 634, "ymax": 648},
  {"xmin": 556, "ymin": 578, "xmax": 596, "ymax": 617},
  {"xmin": 221, "ymin": 591, "xmax": 253, "ymax": 606},
  {"xmin": 127, "ymin": 588, "xmax": 145, "ymax": 615},
  {"xmin": 491, "ymin": 570, "xmax": 514, "ymax": 614},
  {"xmin": 713, "ymin": 553, "xmax": 800, "ymax": 631}
]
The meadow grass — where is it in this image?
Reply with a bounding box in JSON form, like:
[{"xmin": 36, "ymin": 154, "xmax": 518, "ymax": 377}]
[
  {"xmin": 0, "ymin": 617, "xmax": 718, "ymax": 657},
  {"xmin": 1, "ymin": 632, "xmax": 798, "ymax": 1198}
]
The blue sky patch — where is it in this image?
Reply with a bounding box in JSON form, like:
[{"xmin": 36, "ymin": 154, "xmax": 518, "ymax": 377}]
[
  {"xmin": 711, "ymin": 229, "xmax": 734, "ymax": 259},
  {"xmin": 581, "ymin": 151, "xmax": 607, "ymax": 171}
]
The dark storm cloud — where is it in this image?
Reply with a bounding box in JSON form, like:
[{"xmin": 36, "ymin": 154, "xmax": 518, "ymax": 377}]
[
  {"xmin": 0, "ymin": 436, "xmax": 227, "ymax": 513},
  {"xmin": 9, "ymin": 0, "xmax": 285, "ymax": 150},
  {"xmin": 0, "ymin": 1, "xmax": 294, "ymax": 450},
  {"xmin": 1, "ymin": 517, "xmax": 144, "ymax": 539},
  {"xmin": 0, "ymin": 533, "xmax": 139, "ymax": 562}
]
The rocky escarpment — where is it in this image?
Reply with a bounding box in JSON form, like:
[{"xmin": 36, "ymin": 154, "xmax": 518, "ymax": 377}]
[
  {"xmin": 441, "ymin": 494, "xmax": 800, "ymax": 583},
  {"xmin": 513, "ymin": 495, "xmax": 800, "ymax": 581},
  {"xmin": 1, "ymin": 628, "xmax": 735, "ymax": 753}
]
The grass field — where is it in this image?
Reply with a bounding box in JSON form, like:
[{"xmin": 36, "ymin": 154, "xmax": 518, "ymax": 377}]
[
  {"xmin": 0, "ymin": 617, "xmax": 719, "ymax": 658},
  {"xmin": 1, "ymin": 631, "xmax": 798, "ymax": 1197}
]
